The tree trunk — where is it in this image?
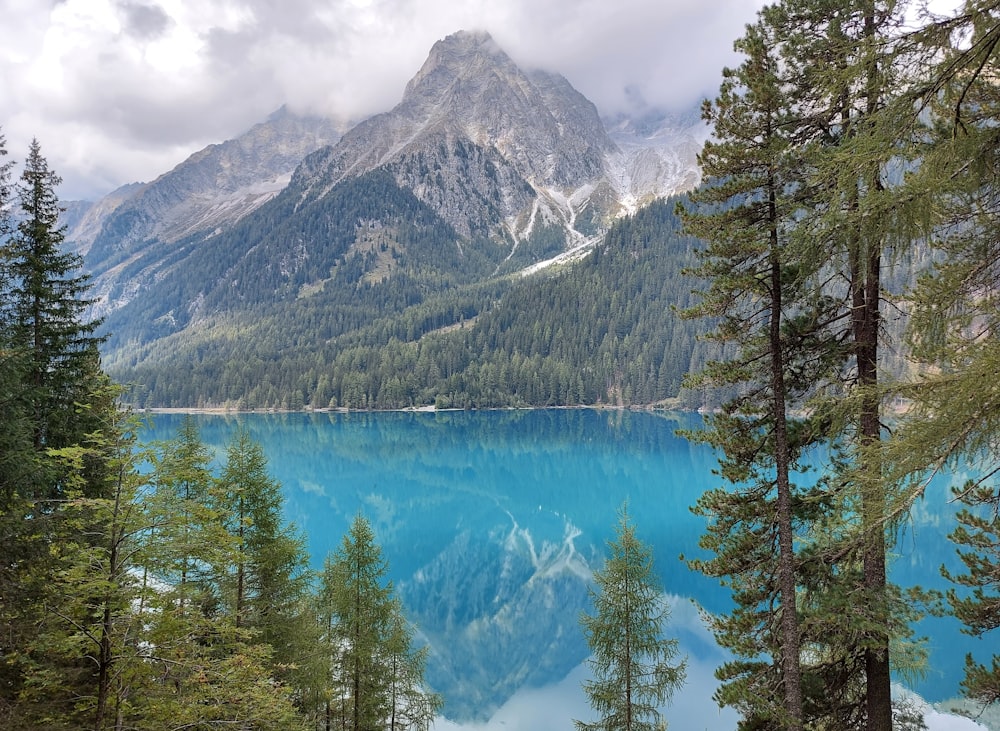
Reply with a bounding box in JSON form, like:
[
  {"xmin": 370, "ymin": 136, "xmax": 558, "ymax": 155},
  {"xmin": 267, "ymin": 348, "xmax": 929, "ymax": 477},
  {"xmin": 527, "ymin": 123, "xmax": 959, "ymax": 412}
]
[{"xmin": 768, "ymin": 174, "xmax": 804, "ymax": 731}]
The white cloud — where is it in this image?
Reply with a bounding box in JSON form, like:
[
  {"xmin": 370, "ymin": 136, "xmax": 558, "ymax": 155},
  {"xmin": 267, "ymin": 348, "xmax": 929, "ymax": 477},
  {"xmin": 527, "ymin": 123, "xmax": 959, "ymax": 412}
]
[{"xmin": 2, "ymin": 0, "xmax": 766, "ymax": 200}]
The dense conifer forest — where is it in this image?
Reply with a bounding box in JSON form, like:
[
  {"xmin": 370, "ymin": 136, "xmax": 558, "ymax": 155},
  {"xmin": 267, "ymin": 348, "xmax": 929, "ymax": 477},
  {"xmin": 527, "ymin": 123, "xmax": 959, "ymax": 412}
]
[{"xmin": 111, "ymin": 197, "xmax": 715, "ymax": 410}]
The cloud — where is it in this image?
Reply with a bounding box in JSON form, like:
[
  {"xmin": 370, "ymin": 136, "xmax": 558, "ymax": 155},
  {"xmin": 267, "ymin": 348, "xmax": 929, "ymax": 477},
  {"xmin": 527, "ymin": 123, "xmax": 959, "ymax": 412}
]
[
  {"xmin": 1, "ymin": 0, "xmax": 765, "ymax": 200},
  {"xmin": 117, "ymin": 1, "xmax": 171, "ymax": 40}
]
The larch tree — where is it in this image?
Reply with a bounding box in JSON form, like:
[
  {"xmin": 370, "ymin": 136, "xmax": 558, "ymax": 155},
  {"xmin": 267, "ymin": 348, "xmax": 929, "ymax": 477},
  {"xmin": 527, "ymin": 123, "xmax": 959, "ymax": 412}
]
[
  {"xmin": 320, "ymin": 514, "xmax": 438, "ymax": 731},
  {"xmin": 19, "ymin": 399, "xmax": 155, "ymax": 731},
  {"xmin": 385, "ymin": 608, "xmax": 442, "ymax": 731},
  {"xmin": 575, "ymin": 504, "xmax": 685, "ymax": 731},
  {"xmin": 139, "ymin": 420, "xmax": 307, "ymax": 731},
  {"xmin": 216, "ymin": 428, "xmax": 314, "ymax": 695},
  {"xmin": 882, "ymin": 0, "xmax": 1000, "ymax": 710}
]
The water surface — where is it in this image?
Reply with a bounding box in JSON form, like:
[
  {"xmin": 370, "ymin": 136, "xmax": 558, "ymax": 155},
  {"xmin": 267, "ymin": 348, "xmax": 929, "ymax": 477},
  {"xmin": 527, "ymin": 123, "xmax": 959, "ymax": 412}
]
[{"xmin": 140, "ymin": 409, "xmax": 980, "ymax": 726}]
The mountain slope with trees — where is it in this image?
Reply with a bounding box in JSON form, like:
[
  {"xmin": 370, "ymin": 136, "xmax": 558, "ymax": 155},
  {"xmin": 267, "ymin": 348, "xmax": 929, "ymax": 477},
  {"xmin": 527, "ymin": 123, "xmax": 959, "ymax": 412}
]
[
  {"xmin": 108, "ymin": 196, "xmax": 712, "ymax": 410},
  {"xmin": 79, "ymin": 30, "xmax": 705, "ymax": 406}
]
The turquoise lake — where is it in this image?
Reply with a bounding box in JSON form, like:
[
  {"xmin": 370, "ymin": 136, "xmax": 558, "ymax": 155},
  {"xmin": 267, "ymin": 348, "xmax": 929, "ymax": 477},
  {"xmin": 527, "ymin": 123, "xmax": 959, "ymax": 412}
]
[{"xmin": 140, "ymin": 409, "xmax": 986, "ymax": 729}]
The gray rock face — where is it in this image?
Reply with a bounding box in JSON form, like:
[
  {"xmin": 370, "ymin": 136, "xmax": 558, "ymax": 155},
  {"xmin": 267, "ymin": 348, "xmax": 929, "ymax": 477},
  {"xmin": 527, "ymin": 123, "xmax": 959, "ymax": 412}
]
[
  {"xmin": 71, "ymin": 30, "xmax": 704, "ymax": 324},
  {"xmin": 604, "ymin": 110, "xmax": 707, "ymax": 214},
  {"xmin": 72, "ymin": 108, "xmax": 344, "ymax": 266},
  {"xmin": 68, "ymin": 108, "xmax": 344, "ymax": 318},
  {"xmin": 295, "ymin": 31, "xmax": 620, "ymax": 245}
]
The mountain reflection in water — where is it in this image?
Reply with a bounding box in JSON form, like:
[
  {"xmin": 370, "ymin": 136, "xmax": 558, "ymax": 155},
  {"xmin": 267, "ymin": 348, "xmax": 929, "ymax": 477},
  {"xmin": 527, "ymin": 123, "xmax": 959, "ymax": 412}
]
[{"xmin": 140, "ymin": 409, "xmax": 981, "ymax": 727}]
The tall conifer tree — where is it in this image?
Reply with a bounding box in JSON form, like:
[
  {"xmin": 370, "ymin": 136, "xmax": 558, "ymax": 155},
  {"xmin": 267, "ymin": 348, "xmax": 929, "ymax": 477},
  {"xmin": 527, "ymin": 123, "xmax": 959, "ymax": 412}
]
[
  {"xmin": 762, "ymin": 3, "xmax": 922, "ymax": 727},
  {"xmin": 216, "ymin": 428, "xmax": 314, "ymax": 694},
  {"xmin": 575, "ymin": 505, "xmax": 685, "ymax": 731},
  {"xmin": 679, "ymin": 17, "xmax": 836, "ymax": 729},
  {"xmin": 319, "ymin": 514, "xmax": 438, "ymax": 731},
  {"xmin": 884, "ymin": 1, "xmax": 1000, "ymax": 709},
  {"xmin": 686, "ymin": 2, "xmax": 936, "ymax": 727},
  {"xmin": 4, "ymin": 138, "xmax": 102, "ymax": 454}
]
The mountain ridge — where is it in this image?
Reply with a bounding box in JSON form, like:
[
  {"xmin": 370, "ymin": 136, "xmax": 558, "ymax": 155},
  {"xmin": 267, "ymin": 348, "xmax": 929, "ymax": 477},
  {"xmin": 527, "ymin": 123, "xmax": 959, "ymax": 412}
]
[{"xmin": 66, "ymin": 29, "xmax": 708, "ymax": 409}]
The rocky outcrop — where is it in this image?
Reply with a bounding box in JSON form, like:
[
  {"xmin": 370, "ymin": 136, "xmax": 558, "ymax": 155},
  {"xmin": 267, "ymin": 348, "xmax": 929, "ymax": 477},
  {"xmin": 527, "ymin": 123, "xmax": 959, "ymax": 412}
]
[
  {"xmin": 73, "ymin": 107, "xmax": 344, "ymax": 267},
  {"xmin": 294, "ymin": 31, "xmax": 620, "ymax": 246}
]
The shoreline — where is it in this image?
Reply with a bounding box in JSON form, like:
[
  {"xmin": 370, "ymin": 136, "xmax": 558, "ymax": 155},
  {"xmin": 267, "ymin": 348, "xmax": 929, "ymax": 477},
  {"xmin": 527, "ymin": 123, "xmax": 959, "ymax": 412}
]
[{"xmin": 140, "ymin": 401, "xmax": 687, "ymax": 416}]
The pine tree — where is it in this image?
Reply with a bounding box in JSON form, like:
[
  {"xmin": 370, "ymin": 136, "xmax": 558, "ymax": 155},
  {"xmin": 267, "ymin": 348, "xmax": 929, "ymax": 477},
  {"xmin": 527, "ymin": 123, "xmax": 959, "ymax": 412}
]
[
  {"xmin": 575, "ymin": 505, "xmax": 685, "ymax": 731},
  {"xmin": 678, "ymin": 17, "xmax": 823, "ymax": 728}
]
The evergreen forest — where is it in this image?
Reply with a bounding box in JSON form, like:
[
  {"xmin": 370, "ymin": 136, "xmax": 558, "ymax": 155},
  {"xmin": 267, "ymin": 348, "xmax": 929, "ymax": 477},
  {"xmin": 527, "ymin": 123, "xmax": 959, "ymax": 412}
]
[
  {"xmin": 104, "ymin": 193, "xmax": 715, "ymax": 411},
  {"xmin": 3, "ymin": 1, "xmax": 1000, "ymax": 730}
]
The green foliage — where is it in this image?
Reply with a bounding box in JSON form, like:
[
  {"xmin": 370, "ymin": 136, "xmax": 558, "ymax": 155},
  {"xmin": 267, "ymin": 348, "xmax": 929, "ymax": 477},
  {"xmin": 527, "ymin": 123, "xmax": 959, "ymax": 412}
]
[
  {"xmin": 0, "ymin": 137, "xmax": 125, "ymax": 730},
  {"xmin": 576, "ymin": 505, "xmax": 685, "ymax": 731},
  {"xmin": 876, "ymin": 2, "xmax": 1000, "ymax": 712},
  {"xmin": 108, "ymin": 198, "xmax": 710, "ymax": 410},
  {"xmin": 942, "ymin": 480, "xmax": 1000, "ymax": 707},
  {"xmin": 0, "ymin": 137, "xmax": 454, "ymax": 731},
  {"xmin": 216, "ymin": 429, "xmax": 314, "ymax": 693},
  {"xmin": 318, "ymin": 514, "xmax": 441, "ymax": 731},
  {"xmin": 4, "ymin": 139, "xmax": 103, "ymax": 453}
]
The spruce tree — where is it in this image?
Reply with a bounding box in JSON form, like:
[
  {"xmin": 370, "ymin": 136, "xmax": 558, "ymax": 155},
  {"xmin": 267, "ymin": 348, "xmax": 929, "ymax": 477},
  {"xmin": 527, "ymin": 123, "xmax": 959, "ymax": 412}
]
[
  {"xmin": 575, "ymin": 505, "xmax": 685, "ymax": 731},
  {"xmin": 0, "ymin": 136, "xmax": 121, "ymax": 728},
  {"xmin": 4, "ymin": 138, "xmax": 102, "ymax": 454}
]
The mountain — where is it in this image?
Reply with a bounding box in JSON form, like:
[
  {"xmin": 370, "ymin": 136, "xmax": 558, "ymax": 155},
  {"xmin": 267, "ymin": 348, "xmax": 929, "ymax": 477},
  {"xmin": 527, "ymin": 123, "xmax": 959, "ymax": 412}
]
[
  {"xmin": 604, "ymin": 111, "xmax": 706, "ymax": 211},
  {"xmin": 81, "ymin": 30, "xmax": 707, "ymax": 409},
  {"xmin": 69, "ymin": 108, "xmax": 345, "ymax": 318},
  {"xmin": 293, "ymin": 31, "xmax": 613, "ymax": 245},
  {"xmin": 291, "ymin": 30, "xmax": 700, "ymax": 250}
]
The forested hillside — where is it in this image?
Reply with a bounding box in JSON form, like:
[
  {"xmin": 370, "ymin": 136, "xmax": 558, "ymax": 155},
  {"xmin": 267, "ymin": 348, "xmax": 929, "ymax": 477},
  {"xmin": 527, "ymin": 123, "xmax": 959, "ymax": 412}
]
[{"xmin": 110, "ymin": 197, "xmax": 715, "ymax": 410}]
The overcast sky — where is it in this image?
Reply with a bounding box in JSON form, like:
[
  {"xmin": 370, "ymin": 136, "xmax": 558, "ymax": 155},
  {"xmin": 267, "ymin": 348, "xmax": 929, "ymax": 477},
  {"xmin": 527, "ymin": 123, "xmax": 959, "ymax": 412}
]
[{"xmin": 0, "ymin": 0, "xmax": 770, "ymax": 200}]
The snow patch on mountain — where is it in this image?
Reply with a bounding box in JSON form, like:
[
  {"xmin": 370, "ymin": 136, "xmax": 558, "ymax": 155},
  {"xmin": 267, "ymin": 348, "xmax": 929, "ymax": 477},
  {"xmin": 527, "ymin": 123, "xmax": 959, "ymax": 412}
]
[{"xmin": 604, "ymin": 115, "xmax": 707, "ymax": 215}]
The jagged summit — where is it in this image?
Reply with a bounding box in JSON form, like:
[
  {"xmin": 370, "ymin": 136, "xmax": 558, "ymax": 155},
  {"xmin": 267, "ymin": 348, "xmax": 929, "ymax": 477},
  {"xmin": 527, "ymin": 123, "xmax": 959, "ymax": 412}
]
[
  {"xmin": 294, "ymin": 29, "xmax": 618, "ymax": 245},
  {"xmin": 70, "ymin": 29, "xmax": 702, "ymax": 374},
  {"xmin": 403, "ymin": 30, "xmax": 506, "ymax": 98}
]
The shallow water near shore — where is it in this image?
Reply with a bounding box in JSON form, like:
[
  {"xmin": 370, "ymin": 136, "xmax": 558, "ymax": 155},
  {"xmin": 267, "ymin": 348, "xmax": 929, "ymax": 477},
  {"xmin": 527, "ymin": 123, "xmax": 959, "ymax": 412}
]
[{"xmin": 139, "ymin": 408, "xmax": 986, "ymax": 727}]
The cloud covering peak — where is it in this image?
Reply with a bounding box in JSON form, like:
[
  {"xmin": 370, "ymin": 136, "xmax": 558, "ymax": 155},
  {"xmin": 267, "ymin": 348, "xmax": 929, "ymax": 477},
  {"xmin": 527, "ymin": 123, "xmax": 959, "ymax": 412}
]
[{"xmin": 1, "ymin": 0, "xmax": 764, "ymax": 200}]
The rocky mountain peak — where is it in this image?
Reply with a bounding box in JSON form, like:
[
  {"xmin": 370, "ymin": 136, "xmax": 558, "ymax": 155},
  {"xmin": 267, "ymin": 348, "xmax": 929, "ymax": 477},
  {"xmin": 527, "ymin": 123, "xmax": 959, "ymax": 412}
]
[
  {"xmin": 296, "ymin": 29, "xmax": 619, "ymax": 245},
  {"xmin": 404, "ymin": 30, "xmax": 505, "ymax": 98}
]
